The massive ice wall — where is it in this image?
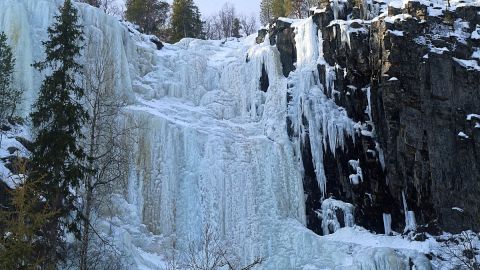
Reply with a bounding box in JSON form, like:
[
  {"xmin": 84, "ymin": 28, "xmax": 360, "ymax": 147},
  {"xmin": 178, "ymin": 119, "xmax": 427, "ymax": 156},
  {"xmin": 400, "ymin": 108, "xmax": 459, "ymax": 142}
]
[
  {"xmin": 0, "ymin": 0, "xmax": 434, "ymax": 269},
  {"xmin": 0, "ymin": 0, "xmax": 150, "ymax": 115}
]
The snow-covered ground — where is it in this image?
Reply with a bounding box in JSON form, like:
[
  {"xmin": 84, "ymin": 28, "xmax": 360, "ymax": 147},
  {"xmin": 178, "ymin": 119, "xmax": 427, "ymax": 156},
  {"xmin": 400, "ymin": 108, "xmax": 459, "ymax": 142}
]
[{"xmin": 0, "ymin": 0, "xmax": 475, "ymax": 269}]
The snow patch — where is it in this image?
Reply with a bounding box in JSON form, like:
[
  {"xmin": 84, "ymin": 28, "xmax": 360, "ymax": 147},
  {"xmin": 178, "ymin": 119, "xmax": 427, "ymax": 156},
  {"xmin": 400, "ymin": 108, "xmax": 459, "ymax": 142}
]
[
  {"xmin": 458, "ymin": 131, "xmax": 470, "ymax": 139},
  {"xmin": 387, "ymin": 29, "xmax": 404, "ymax": 36},
  {"xmin": 452, "ymin": 207, "xmax": 464, "ymax": 213},
  {"xmin": 467, "ymin": 114, "xmax": 480, "ymax": 121}
]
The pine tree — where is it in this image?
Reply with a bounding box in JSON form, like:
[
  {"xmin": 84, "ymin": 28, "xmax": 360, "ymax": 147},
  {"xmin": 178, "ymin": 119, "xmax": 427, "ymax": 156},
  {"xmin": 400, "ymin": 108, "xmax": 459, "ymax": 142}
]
[
  {"xmin": 0, "ymin": 32, "xmax": 21, "ymax": 121},
  {"xmin": 170, "ymin": 0, "xmax": 204, "ymax": 42},
  {"xmin": 125, "ymin": 0, "xmax": 170, "ymax": 36},
  {"xmin": 29, "ymin": 0, "xmax": 87, "ymax": 263}
]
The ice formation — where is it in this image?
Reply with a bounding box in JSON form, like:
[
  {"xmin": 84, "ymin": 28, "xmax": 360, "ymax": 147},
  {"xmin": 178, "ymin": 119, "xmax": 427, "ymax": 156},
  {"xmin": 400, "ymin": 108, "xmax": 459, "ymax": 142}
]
[
  {"xmin": 383, "ymin": 213, "xmax": 392, "ymax": 235},
  {"xmin": 402, "ymin": 191, "xmax": 417, "ymax": 232},
  {"xmin": 0, "ymin": 0, "xmax": 435, "ymax": 269},
  {"xmin": 289, "ymin": 18, "xmax": 356, "ymax": 196},
  {"xmin": 348, "ymin": 159, "xmax": 363, "ymax": 185},
  {"xmin": 321, "ymin": 198, "xmax": 355, "ymax": 235}
]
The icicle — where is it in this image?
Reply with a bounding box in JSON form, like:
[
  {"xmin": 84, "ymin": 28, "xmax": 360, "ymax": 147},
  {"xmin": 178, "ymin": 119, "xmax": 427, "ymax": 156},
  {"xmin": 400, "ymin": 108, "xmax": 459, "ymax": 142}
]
[
  {"xmin": 364, "ymin": 86, "xmax": 372, "ymax": 122},
  {"xmin": 294, "ymin": 18, "xmax": 319, "ymax": 68},
  {"xmin": 376, "ymin": 142, "xmax": 386, "ymax": 170},
  {"xmin": 333, "ymin": 0, "xmax": 339, "ymax": 20},
  {"xmin": 383, "ymin": 213, "xmax": 392, "ymax": 235},
  {"xmin": 406, "ymin": 211, "xmax": 417, "ymax": 230},
  {"xmin": 402, "ymin": 191, "xmax": 408, "ymax": 217},
  {"xmin": 324, "ymin": 65, "xmax": 334, "ymax": 96},
  {"xmin": 348, "ymin": 159, "xmax": 363, "ymax": 185},
  {"xmin": 402, "ymin": 191, "xmax": 417, "ymax": 232},
  {"xmin": 339, "ymin": 22, "xmax": 351, "ymax": 49}
]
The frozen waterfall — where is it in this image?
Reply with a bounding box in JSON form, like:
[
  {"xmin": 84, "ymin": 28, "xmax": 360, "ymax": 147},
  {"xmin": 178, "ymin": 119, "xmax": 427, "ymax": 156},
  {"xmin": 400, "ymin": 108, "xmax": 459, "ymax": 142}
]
[{"xmin": 0, "ymin": 1, "xmax": 432, "ymax": 269}]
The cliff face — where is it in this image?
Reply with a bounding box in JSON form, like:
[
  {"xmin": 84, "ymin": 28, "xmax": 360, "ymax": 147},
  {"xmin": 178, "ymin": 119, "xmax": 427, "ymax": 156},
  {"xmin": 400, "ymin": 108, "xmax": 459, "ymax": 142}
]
[{"xmin": 261, "ymin": 0, "xmax": 480, "ymax": 235}]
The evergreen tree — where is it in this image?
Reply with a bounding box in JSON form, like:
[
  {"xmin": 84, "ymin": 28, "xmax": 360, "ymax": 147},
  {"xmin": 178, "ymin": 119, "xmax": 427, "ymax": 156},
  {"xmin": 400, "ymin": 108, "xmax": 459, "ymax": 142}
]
[
  {"xmin": 261, "ymin": 0, "xmax": 297, "ymax": 25},
  {"xmin": 29, "ymin": 0, "xmax": 87, "ymax": 263},
  {"xmin": 272, "ymin": 0, "xmax": 287, "ymax": 18},
  {"xmin": 0, "ymin": 162, "xmax": 56, "ymax": 270},
  {"xmin": 0, "ymin": 32, "xmax": 21, "ymax": 121},
  {"xmin": 171, "ymin": 0, "xmax": 204, "ymax": 42},
  {"xmin": 125, "ymin": 0, "xmax": 170, "ymax": 36},
  {"xmin": 232, "ymin": 18, "xmax": 241, "ymax": 38}
]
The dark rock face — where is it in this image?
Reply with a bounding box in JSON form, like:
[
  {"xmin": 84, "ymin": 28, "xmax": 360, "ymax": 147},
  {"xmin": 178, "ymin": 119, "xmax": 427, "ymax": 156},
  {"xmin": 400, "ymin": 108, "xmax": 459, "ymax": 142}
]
[
  {"xmin": 256, "ymin": 29, "xmax": 268, "ymax": 44},
  {"xmin": 259, "ymin": 63, "xmax": 269, "ymax": 92},
  {"xmin": 258, "ymin": 0, "xmax": 480, "ymax": 234},
  {"xmin": 302, "ymin": 136, "xmax": 323, "ymax": 235},
  {"xmin": 269, "ymin": 20, "xmax": 297, "ymax": 77},
  {"xmin": 369, "ymin": 5, "xmax": 480, "ymax": 233},
  {"xmin": 149, "ymin": 36, "xmax": 163, "ymax": 50}
]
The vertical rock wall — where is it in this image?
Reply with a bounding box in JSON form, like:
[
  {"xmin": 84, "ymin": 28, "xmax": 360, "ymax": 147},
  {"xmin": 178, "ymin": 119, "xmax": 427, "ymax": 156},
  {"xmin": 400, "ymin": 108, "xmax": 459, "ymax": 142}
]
[{"xmin": 261, "ymin": 0, "xmax": 480, "ymax": 234}]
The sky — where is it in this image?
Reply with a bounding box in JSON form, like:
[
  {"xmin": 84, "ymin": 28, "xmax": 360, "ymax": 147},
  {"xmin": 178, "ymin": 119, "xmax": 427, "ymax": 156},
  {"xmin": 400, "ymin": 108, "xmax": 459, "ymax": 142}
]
[{"xmin": 167, "ymin": 0, "xmax": 261, "ymax": 18}]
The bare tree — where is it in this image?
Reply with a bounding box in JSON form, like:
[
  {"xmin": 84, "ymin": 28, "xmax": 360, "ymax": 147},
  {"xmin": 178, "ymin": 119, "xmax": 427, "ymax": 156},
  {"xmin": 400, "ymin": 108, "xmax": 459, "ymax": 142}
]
[
  {"xmin": 77, "ymin": 33, "xmax": 134, "ymax": 270},
  {"xmin": 180, "ymin": 224, "xmax": 263, "ymax": 270},
  {"xmin": 101, "ymin": 0, "xmax": 125, "ymax": 18},
  {"xmin": 440, "ymin": 231, "xmax": 480, "ymax": 270},
  {"xmin": 218, "ymin": 3, "xmax": 236, "ymax": 38},
  {"xmin": 79, "ymin": 0, "xmax": 125, "ymax": 17},
  {"xmin": 164, "ymin": 239, "xmax": 181, "ymax": 270},
  {"xmin": 289, "ymin": 0, "xmax": 318, "ymax": 19},
  {"xmin": 204, "ymin": 15, "xmax": 223, "ymax": 40},
  {"xmin": 204, "ymin": 4, "xmax": 258, "ymax": 39},
  {"xmin": 240, "ymin": 14, "xmax": 257, "ymax": 36}
]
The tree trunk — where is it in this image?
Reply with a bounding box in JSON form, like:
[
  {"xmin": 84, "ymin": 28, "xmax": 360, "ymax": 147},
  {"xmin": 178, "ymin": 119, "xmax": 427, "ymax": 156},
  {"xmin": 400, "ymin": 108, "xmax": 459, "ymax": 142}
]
[
  {"xmin": 79, "ymin": 183, "xmax": 92, "ymax": 270},
  {"xmin": 80, "ymin": 100, "xmax": 98, "ymax": 270}
]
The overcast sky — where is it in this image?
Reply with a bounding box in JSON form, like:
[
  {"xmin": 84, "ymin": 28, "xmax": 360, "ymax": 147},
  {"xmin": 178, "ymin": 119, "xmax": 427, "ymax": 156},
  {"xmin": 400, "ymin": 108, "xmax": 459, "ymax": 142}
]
[{"xmin": 167, "ymin": 0, "xmax": 261, "ymax": 18}]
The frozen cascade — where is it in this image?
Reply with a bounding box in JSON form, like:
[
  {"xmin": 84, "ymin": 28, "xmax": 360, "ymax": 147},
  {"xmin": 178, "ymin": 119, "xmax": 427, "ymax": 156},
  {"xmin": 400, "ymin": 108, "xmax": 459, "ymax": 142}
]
[
  {"xmin": 0, "ymin": 0, "xmax": 139, "ymax": 115},
  {"xmin": 289, "ymin": 18, "xmax": 356, "ymax": 196},
  {"xmin": 0, "ymin": 1, "xmax": 432, "ymax": 269}
]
